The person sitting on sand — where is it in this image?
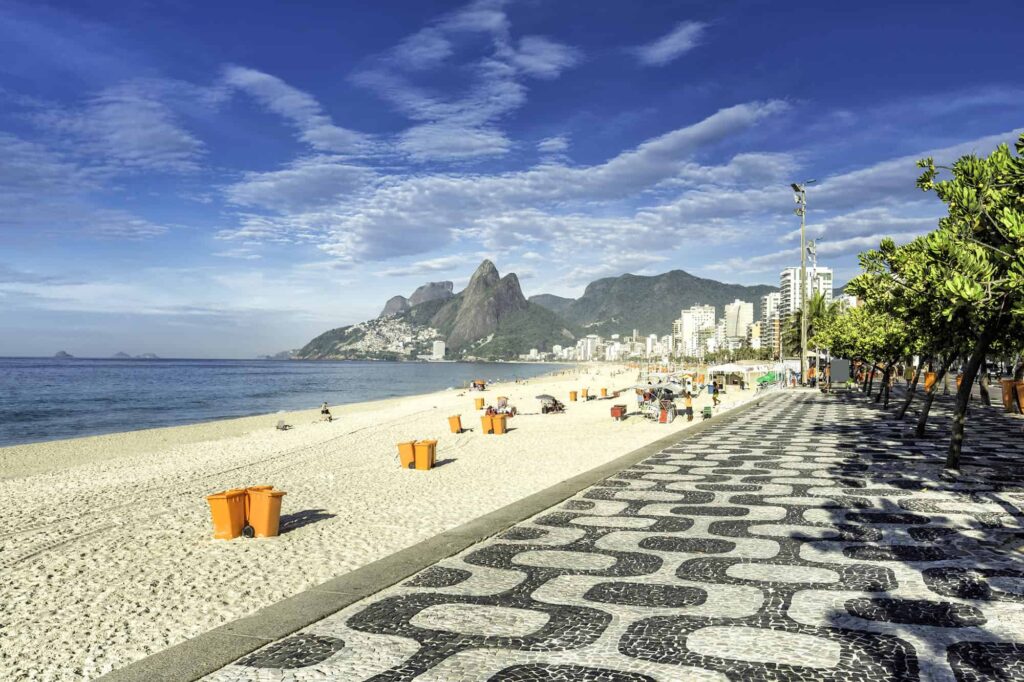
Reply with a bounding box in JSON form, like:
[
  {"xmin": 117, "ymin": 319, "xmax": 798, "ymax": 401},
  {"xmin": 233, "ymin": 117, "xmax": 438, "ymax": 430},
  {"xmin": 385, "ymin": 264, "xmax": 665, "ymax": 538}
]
[{"xmin": 320, "ymin": 401, "xmax": 332, "ymax": 422}]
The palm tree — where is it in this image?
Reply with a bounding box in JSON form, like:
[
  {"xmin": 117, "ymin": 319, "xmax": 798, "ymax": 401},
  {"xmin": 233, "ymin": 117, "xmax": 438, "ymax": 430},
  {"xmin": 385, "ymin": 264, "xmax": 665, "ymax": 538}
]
[{"xmin": 782, "ymin": 292, "xmax": 839, "ymax": 357}]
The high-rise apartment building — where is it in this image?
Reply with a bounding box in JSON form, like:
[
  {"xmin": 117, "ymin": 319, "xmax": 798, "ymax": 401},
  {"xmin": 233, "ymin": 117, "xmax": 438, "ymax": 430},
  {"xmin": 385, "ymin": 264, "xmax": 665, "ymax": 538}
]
[
  {"xmin": 672, "ymin": 304, "xmax": 716, "ymax": 357},
  {"xmin": 761, "ymin": 292, "xmax": 781, "ymax": 358},
  {"xmin": 780, "ymin": 267, "xmax": 834, "ymax": 315},
  {"xmin": 724, "ymin": 299, "xmax": 754, "ymax": 339}
]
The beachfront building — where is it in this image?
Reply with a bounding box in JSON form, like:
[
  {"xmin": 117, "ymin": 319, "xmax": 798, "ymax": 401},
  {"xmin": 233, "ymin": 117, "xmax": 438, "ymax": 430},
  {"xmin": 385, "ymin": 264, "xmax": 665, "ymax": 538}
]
[
  {"xmin": 760, "ymin": 292, "xmax": 781, "ymax": 357},
  {"xmin": 835, "ymin": 292, "xmax": 860, "ymax": 310},
  {"xmin": 780, "ymin": 266, "xmax": 834, "ymax": 315},
  {"xmin": 672, "ymin": 304, "xmax": 716, "ymax": 358},
  {"xmin": 431, "ymin": 340, "xmax": 446, "ymax": 360},
  {"xmin": 724, "ymin": 299, "xmax": 754, "ymax": 339},
  {"xmin": 747, "ymin": 321, "xmax": 763, "ymax": 350}
]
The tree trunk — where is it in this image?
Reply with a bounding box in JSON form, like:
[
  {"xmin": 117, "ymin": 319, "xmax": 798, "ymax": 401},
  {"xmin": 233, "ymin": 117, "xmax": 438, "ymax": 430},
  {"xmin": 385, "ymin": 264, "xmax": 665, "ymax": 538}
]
[
  {"xmin": 1013, "ymin": 354, "xmax": 1024, "ymax": 414},
  {"xmin": 861, "ymin": 363, "xmax": 871, "ymax": 393},
  {"xmin": 947, "ymin": 330, "xmax": 997, "ymax": 470},
  {"xmin": 916, "ymin": 358, "xmax": 950, "ymax": 438},
  {"xmin": 875, "ymin": 363, "xmax": 892, "ymax": 403},
  {"xmin": 896, "ymin": 360, "xmax": 924, "ymax": 419},
  {"xmin": 866, "ymin": 366, "xmax": 875, "ymax": 395},
  {"xmin": 978, "ymin": 360, "xmax": 991, "ymax": 406}
]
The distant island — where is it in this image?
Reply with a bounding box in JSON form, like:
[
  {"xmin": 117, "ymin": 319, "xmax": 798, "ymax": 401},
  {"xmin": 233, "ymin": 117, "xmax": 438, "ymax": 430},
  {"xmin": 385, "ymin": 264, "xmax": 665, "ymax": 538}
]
[
  {"xmin": 257, "ymin": 350, "xmax": 297, "ymax": 360},
  {"xmin": 54, "ymin": 351, "xmax": 74, "ymax": 359}
]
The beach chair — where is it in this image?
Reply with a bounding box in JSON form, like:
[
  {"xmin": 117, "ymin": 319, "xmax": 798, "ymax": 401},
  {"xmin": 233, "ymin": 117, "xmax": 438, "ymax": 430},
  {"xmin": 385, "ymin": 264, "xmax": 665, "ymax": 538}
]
[{"xmin": 701, "ymin": 406, "xmax": 713, "ymax": 420}]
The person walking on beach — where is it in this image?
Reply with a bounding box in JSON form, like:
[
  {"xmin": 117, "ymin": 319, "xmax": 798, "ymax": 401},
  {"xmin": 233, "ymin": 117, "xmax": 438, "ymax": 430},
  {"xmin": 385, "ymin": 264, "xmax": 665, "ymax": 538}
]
[
  {"xmin": 684, "ymin": 391, "xmax": 694, "ymax": 422},
  {"xmin": 711, "ymin": 382, "xmax": 721, "ymax": 407}
]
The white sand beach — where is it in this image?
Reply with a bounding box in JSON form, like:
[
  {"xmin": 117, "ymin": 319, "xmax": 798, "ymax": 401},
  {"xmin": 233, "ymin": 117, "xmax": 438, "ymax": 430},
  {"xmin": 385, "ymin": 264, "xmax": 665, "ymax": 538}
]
[{"xmin": 0, "ymin": 364, "xmax": 759, "ymax": 680}]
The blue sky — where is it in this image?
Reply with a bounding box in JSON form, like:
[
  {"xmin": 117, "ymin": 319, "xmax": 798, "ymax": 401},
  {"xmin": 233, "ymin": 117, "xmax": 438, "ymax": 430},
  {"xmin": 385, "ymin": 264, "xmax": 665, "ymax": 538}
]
[{"xmin": 1, "ymin": 0, "xmax": 1021, "ymax": 358}]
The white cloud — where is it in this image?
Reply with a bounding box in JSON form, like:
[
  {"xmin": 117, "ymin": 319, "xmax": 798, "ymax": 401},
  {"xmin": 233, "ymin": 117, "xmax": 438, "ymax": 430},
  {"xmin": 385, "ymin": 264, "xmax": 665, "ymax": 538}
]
[
  {"xmin": 224, "ymin": 156, "xmax": 375, "ymax": 211},
  {"xmin": 377, "ymin": 254, "xmax": 467, "ymax": 277},
  {"xmin": 217, "ymin": 101, "xmax": 791, "ymax": 263},
  {"xmin": 391, "ymin": 28, "xmax": 453, "ymax": 70},
  {"xmin": 0, "ymin": 132, "xmax": 169, "ymax": 238},
  {"xmin": 537, "ymin": 135, "xmax": 569, "ymax": 154},
  {"xmin": 633, "ymin": 21, "xmax": 707, "ymax": 66},
  {"xmin": 31, "ymin": 79, "xmax": 211, "ymax": 172},
  {"xmin": 398, "ymin": 123, "xmax": 511, "ymax": 161},
  {"xmin": 350, "ymin": 0, "xmax": 579, "ymax": 163},
  {"xmin": 509, "ymin": 36, "xmax": 581, "ymax": 79},
  {"xmin": 223, "ymin": 65, "xmax": 373, "ymax": 154}
]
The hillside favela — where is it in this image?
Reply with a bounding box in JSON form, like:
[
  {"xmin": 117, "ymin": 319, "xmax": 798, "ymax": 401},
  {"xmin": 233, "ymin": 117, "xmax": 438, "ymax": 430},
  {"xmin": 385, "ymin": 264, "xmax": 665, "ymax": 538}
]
[{"xmin": 1, "ymin": 2, "xmax": 1023, "ymax": 681}]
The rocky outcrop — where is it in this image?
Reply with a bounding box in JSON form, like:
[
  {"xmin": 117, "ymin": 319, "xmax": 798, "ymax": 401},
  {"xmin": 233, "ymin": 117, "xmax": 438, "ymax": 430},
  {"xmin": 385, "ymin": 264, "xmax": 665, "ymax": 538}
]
[
  {"xmin": 300, "ymin": 260, "xmax": 577, "ymax": 359},
  {"xmin": 409, "ymin": 281, "xmax": 454, "ymax": 307},
  {"xmin": 528, "ymin": 293, "xmax": 575, "ymax": 315},
  {"xmin": 443, "ymin": 261, "xmax": 528, "ymax": 350},
  {"xmin": 379, "ymin": 295, "xmax": 410, "ymax": 317},
  {"xmin": 379, "ymin": 281, "xmax": 453, "ymax": 317}
]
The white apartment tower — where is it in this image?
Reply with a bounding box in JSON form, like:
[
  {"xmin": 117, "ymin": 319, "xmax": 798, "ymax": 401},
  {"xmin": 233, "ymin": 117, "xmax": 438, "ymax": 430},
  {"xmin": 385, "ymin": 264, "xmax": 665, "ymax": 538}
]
[
  {"xmin": 780, "ymin": 266, "xmax": 834, "ymax": 314},
  {"xmin": 672, "ymin": 304, "xmax": 716, "ymax": 357},
  {"xmin": 724, "ymin": 299, "xmax": 754, "ymax": 339}
]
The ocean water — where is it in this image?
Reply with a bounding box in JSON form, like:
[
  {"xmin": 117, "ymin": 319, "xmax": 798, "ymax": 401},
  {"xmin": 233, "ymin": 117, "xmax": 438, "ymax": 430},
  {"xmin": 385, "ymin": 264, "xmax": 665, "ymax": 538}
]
[{"xmin": 0, "ymin": 358, "xmax": 571, "ymax": 447}]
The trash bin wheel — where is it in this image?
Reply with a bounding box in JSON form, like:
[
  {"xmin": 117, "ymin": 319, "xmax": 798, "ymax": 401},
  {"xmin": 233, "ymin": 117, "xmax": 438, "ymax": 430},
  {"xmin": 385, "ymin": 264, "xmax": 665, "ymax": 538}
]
[{"xmin": 242, "ymin": 524, "xmax": 255, "ymax": 538}]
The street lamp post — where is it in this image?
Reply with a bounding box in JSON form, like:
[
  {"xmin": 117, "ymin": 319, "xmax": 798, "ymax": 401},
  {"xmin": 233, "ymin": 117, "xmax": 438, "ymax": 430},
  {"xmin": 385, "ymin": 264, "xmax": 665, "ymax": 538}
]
[{"xmin": 791, "ymin": 181, "xmax": 815, "ymax": 386}]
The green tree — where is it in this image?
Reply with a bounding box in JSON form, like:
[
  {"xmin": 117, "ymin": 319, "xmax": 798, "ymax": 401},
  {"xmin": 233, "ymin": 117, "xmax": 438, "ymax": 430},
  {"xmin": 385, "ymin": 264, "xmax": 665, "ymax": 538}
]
[{"xmin": 916, "ymin": 134, "xmax": 1024, "ymax": 469}]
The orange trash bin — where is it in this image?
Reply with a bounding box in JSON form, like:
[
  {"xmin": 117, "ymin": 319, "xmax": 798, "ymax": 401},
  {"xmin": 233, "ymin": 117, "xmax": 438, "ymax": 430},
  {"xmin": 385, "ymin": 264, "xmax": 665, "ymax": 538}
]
[
  {"xmin": 492, "ymin": 414, "xmax": 507, "ymax": 435},
  {"xmin": 481, "ymin": 414, "xmax": 494, "ymax": 434},
  {"xmin": 475, "ymin": 397, "xmax": 485, "ymax": 410},
  {"xmin": 956, "ymin": 375, "xmax": 964, "ymax": 388},
  {"xmin": 414, "ymin": 440, "xmax": 437, "ymax": 470},
  {"xmin": 600, "ymin": 388, "xmax": 608, "ymax": 398},
  {"xmin": 244, "ymin": 485, "xmax": 274, "ymax": 521},
  {"xmin": 247, "ymin": 488, "xmax": 286, "ymax": 537},
  {"xmin": 569, "ymin": 391, "xmax": 577, "ymax": 402},
  {"xmin": 924, "ymin": 371, "xmax": 937, "ymax": 392},
  {"xmin": 448, "ymin": 415, "xmax": 463, "ymax": 433},
  {"xmin": 206, "ymin": 488, "xmax": 247, "ymax": 540},
  {"xmin": 1001, "ymin": 379, "xmax": 1017, "ymax": 411},
  {"xmin": 1015, "ymin": 382, "xmax": 1024, "ymax": 412},
  {"xmin": 581, "ymin": 388, "xmax": 589, "ymax": 399},
  {"xmin": 398, "ymin": 441, "xmax": 416, "ymax": 468}
]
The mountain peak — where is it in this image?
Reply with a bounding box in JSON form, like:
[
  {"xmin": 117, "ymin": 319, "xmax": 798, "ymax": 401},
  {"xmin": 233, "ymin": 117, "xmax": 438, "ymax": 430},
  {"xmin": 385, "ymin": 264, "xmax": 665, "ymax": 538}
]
[{"xmin": 468, "ymin": 259, "xmax": 499, "ymax": 286}]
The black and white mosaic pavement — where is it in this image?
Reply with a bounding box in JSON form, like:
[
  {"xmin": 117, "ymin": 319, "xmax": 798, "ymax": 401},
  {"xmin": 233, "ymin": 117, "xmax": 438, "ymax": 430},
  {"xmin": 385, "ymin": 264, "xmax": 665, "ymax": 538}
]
[{"xmin": 206, "ymin": 391, "xmax": 1024, "ymax": 681}]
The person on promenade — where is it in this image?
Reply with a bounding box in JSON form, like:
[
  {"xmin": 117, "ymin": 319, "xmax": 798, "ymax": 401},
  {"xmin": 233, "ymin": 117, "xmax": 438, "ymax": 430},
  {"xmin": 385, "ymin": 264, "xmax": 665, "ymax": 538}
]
[
  {"xmin": 712, "ymin": 382, "xmax": 721, "ymax": 407},
  {"xmin": 320, "ymin": 401, "xmax": 332, "ymax": 422},
  {"xmin": 684, "ymin": 391, "xmax": 694, "ymax": 421}
]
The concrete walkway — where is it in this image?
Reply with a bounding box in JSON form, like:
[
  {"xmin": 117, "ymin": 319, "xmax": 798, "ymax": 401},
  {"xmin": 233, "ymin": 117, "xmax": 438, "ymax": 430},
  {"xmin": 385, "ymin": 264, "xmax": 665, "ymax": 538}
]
[{"xmin": 130, "ymin": 390, "xmax": 1024, "ymax": 680}]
